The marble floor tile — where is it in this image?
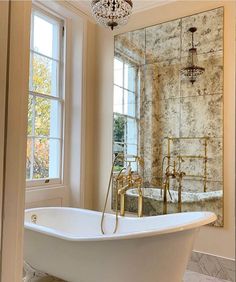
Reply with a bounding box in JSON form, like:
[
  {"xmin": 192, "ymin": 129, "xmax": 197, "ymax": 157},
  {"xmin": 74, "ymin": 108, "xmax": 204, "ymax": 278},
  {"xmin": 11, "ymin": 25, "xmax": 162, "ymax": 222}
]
[
  {"xmin": 188, "ymin": 251, "xmax": 235, "ymax": 281},
  {"xmin": 23, "ymin": 262, "xmax": 64, "ymax": 282},
  {"xmin": 23, "ymin": 270, "xmax": 232, "ymax": 282},
  {"xmin": 183, "ymin": 270, "xmax": 231, "ymax": 282}
]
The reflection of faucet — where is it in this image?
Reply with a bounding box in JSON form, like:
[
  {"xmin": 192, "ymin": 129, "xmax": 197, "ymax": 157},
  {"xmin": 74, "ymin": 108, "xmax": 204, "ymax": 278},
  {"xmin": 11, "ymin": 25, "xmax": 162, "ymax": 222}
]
[
  {"xmin": 115, "ymin": 163, "xmax": 143, "ymax": 217},
  {"xmin": 101, "ymin": 154, "xmax": 144, "ymax": 235},
  {"xmin": 162, "ymin": 156, "xmax": 186, "ymax": 213}
]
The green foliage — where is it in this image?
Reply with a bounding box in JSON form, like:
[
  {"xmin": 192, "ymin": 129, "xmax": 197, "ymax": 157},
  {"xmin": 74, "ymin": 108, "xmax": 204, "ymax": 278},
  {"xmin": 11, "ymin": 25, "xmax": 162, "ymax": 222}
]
[
  {"xmin": 32, "ymin": 54, "xmax": 52, "ymax": 95},
  {"xmin": 27, "ymin": 55, "xmax": 52, "ymax": 179},
  {"xmin": 113, "ymin": 115, "xmax": 125, "ymax": 143},
  {"xmin": 113, "ymin": 115, "xmax": 125, "ymax": 168}
]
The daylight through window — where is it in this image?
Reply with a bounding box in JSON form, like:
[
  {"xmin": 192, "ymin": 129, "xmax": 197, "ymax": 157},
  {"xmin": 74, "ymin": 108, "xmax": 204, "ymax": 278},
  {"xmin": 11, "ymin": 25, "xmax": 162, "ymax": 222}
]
[
  {"xmin": 26, "ymin": 8, "xmax": 64, "ymax": 184},
  {"xmin": 113, "ymin": 57, "xmax": 139, "ymax": 171}
]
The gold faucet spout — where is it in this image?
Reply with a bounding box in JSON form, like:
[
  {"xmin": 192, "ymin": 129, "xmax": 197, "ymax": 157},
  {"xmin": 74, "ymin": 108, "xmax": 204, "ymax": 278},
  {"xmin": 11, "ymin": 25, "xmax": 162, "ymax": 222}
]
[
  {"xmin": 117, "ymin": 183, "xmax": 132, "ymax": 195},
  {"xmin": 115, "ymin": 159, "xmax": 144, "ymax": 217}
]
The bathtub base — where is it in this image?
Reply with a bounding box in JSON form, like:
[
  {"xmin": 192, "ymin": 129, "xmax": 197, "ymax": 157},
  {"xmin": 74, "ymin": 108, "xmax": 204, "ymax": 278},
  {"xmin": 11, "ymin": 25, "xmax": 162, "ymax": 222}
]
[{"xmin": 24, "ymin": 228, "xmax": 198, "ymax": 282}]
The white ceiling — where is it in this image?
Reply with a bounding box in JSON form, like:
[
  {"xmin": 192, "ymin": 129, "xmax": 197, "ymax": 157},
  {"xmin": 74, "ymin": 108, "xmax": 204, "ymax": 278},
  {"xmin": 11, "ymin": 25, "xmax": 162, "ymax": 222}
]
[{"xmin": 67, "ymin": 0, "xmax": 174, "ymax": 21}]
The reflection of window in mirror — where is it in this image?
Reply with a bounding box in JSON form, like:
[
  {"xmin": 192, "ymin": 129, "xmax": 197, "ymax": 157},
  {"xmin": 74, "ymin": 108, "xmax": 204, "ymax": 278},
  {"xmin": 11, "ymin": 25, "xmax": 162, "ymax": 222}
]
[{"xmin": 113, "ymin": 57, "xmax": 140, "ymax": 171}]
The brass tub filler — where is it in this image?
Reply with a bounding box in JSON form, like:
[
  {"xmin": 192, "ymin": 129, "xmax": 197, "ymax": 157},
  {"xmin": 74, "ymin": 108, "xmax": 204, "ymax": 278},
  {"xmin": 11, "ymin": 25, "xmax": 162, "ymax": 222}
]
[
  {"xmin": 161, "ymin": 136, "xmax": 209, "ymax": 214},
  {"xmin": 101, "ymin": 154, "xmax": 144, "ymax": 234}
]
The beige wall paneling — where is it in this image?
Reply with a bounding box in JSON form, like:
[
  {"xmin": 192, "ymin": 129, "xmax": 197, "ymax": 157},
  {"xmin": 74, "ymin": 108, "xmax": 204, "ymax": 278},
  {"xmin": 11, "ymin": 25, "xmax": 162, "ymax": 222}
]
[{"xmin": 25, "ymin": 197, "xmax": 62, "ymax": 209}]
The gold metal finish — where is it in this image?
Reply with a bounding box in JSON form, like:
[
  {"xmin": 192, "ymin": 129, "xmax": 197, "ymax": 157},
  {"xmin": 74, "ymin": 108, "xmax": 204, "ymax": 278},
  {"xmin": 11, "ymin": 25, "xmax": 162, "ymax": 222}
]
[
  {"xmin": 162, "ymin": 157, "xmax": 185, "ymax": 213},
  {"xmin": 116, "ymin": 159, "xmax": 143, "ymax": 217},
  {"xmin": 165, "ymin": 136, "xmax": 209, "ymax": 192},
  {"xmin": 137, "ymin": 186, "xmax": 143, "ymax": 217},
  {"xmin": 161, "ymin": 136, "xmax": 209, "ymax": 213},
  {"xmin": 31, "ymin": 214, "xmax": 37, "ymax": 224},
  {"xmin": 100, "ymin": 154, "xmax": 144, "ymax": 235},
  {"xmin": 100, "ymin": 154, "xmax": 123, "ymax": 235},
  {"xmin": 165, "ymin": 136, "xmax": 210, "ymax": 140},
  {"xmin": 120, "ymin": 193, "xmax": 125, "ymax": 216}
]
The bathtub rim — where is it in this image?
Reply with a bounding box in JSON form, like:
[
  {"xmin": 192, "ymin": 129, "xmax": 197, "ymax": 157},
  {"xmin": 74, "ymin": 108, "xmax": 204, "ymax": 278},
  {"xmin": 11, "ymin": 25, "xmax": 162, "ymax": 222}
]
[
  {"xmin": 127, "ymin": 188, "xmax": 223, "ymax": 203},
  {"xmin": 24, "ymin": 207, "xmax": 216, "ymax": 242}
]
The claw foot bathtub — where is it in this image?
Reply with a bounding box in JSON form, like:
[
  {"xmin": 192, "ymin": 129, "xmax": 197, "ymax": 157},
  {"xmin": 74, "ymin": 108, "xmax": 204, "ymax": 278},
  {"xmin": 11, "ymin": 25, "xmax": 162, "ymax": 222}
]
[{"xmin": 24, "ymin": 208, "xmax": 216, "ymax": 282}]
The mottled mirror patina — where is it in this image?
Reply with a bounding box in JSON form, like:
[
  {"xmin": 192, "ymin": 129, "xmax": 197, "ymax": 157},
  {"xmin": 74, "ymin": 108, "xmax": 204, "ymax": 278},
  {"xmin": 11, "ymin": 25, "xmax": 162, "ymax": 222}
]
[{"xmin": 113, "ymin": 8, "xmax": 224, "ymax": 226}]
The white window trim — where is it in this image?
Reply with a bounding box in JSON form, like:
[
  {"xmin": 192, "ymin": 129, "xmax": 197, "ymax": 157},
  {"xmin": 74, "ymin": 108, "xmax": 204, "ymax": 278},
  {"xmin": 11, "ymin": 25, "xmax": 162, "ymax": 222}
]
[
  {"xmin": 25, "ymin": 1, "xmax": 87, "ymax": 209},
  {"xmin": 113, "ymin": 58, "xmax": 140, "ymax": 164},
  {"xmin": 26, "ymin": 6, "xmax": 65, "ymax": 187}
]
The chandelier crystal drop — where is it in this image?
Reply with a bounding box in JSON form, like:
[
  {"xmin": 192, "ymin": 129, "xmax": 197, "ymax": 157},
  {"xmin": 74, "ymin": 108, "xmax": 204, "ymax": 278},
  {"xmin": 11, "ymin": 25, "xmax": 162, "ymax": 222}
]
[
  {"xmin": 180, "ymin": 27, "xmax": 205, "ymax": 84},
  {"xmin": 91, "ymin": 0, "xmax": 133, "ymax": 30}
]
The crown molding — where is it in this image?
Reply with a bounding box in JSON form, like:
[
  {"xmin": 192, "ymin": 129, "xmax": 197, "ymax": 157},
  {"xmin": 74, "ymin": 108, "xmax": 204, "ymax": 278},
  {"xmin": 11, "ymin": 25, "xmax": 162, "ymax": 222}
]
[
  {"xmin": 57, "ymin": 0, "xmax": 177, "ymax": 25},
  {"xmin": 132, "ymin": 0, "xmax": 176, "ymax": 14},
  {"xmin": 57, "ymin": 0, "xmax": 96, "ymax": 23}
]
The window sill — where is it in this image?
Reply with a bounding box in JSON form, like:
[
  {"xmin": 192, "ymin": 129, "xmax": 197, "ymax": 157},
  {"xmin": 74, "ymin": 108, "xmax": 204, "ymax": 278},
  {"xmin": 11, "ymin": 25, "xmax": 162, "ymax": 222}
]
[{"xmin": 26, "ymin": 183, "xmax": 66, "ymax": 192}]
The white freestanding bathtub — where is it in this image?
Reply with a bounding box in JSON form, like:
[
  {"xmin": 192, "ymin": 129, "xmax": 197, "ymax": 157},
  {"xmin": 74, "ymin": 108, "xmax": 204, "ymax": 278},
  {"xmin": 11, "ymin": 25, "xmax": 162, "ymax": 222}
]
[{"xmin": 24, "ymin": 207, "xmax": 216, "ymax": 282}]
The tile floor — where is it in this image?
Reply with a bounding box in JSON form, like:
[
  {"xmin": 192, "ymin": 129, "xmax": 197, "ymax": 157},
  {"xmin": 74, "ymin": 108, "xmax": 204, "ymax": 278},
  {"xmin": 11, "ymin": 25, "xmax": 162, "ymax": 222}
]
[
  {"xmin": 183, "ymin": 271, "xmax": 231, "ymax": 282},
  {"xmin": 23, "ymin": 270, "xmax": 231, "ymax": 282}
]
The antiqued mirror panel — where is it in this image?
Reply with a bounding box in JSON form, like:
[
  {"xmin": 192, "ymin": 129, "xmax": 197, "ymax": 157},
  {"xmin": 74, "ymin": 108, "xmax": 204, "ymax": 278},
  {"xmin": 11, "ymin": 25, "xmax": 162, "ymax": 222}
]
[{"xmin": 113, "ymin": 8, "xmax": 224, "ymax": 226}]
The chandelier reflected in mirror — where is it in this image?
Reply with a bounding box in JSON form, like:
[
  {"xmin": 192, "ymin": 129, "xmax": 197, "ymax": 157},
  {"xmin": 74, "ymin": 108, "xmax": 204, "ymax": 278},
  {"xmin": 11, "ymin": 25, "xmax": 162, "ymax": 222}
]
[
  {"xmin": 180, "ymin": 27, "xmax": 205, "ymax": 84},
  {"xmin": 91, "ymin": 0, "xmax": 133, "ymax": 30}
]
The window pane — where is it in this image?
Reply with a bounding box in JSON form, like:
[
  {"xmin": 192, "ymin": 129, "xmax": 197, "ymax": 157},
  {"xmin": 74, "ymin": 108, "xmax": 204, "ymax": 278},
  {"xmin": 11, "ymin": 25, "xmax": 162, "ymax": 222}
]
[
  {"xmin": 113, "ymin": 143, "xmax": 125, "ymax": 171},
  {"xmin": 126, "ymin": 144, "xmax": 137, "ymax": 171},
  {"xmin": 27, "ymin": 95, "xmax": 34, "ymax": 135},
  {"xmin": 35, "ymin": 97, "xmax": 61, "ymax": 138},
  {"xmin": 127, "ymin": 118, "xmax": 137, "ymax": 144},
  {"xmin": 124, "ymin": 90, "xmax": 135, "ymax": 117},
  {"xmin": 113, "ymin": 115, "xmax": 125, "ymax": 143},
  {"xmin": 33, "ymin": 138, "xmax": 49, "ymax": 179},
  {"xmin": 113, "ymin": 86, "xmax": 123, "ymax": 114},
  {"xmin": 127, "ymin": 144, "xmax": 137, "ymax": 156},
  {"xmin": 30, "ymin": 52, "xmax": 59, "ymax": 97},
  {"xmin": 124, "ymin": 64, "xmax": 136, "ymax": 92},
  {"xmin": 26, "ymin": 138, "xmax": 33, "ymax": 179},
  {"xmin": 48, "ymin": 139, "xmax": 61, "ymax": 179},
  {"xmin": 33, "ymin": 13, "xmax": 60, "ymax": 59},
  {"xmin": 114, "ymin": 58, "xmax": 123, "ymax": 87},
  {"xmin": 33, "ymin": 138, "xmax": 60, "ymax": 179},
  {"xmin": 27, "ymin": 9, "xmax": 63, "ymax": 183}
]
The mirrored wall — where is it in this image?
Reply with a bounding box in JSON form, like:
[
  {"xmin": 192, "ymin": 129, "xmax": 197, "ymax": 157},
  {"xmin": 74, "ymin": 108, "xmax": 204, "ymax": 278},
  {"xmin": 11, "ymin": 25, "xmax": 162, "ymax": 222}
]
[{"xmin": 112, "ymin": 7, "xmax": 224, "ymax": 226}]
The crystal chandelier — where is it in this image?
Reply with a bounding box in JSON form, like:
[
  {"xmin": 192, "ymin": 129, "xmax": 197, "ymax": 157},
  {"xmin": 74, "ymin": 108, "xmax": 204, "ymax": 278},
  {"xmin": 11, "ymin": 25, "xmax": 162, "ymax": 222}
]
[
  {"xmin": 180, "ymin": 27, "xmax": 205, "ymax": 84},
  {"xmin": 91, "ymin": 0, "xmax": 133, "ymax": 30}
]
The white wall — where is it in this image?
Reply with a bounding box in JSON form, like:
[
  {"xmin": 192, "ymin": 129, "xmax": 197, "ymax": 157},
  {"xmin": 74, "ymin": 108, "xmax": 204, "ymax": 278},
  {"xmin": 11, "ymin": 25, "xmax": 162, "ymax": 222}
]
[{"xmin": 93, "ymin": 1, "xmax": 235, "ymax": 259}]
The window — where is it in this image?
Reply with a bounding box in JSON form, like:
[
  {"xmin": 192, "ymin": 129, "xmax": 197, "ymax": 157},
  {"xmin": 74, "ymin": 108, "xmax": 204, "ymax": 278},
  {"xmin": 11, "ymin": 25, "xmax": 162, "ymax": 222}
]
[
  {"xmin": 113, "ymin": 57, "xmax": 139, "ymax": 171},
  {"xmin": 26, "ymin": 8, "xmax": 64, "ymax": 185}
]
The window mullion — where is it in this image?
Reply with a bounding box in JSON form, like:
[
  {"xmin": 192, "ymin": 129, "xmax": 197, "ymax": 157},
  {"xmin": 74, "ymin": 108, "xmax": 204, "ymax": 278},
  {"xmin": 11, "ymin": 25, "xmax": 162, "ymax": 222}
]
[
  {"xmin": 30, "ymin": 96, "xmax": 36, "ymax": 180},
  {"xmin": 29, "ymin": 13, "xmax": 34, "ymax": 91},
  {"xmin": 31, "ymin": 95, "xmax": 36, "ymax": 137},
  {"xmin": 136, "ymin": 67, "xmax": 139, "ymax": 156},
  {"xmin": 30, "ymin": 49, "xmax": 60, "ymax": 63},
  {"xmin": 30, "ymin": 11, "xmax": 34, "ymax": 50},
  {"xmin": 29, "ymin": 90, "xmax": 63, "ymax": 102},
  {"xmin": 27, "ymin": 8, "xmax": 64, "ymax": 183},
  {"xmin": 30, "ymin": 137, "xmax": 34, "ymax": 180},
  {"xmin": 114, "ymin": 83, "xmax": 135, "ymax": 94}
]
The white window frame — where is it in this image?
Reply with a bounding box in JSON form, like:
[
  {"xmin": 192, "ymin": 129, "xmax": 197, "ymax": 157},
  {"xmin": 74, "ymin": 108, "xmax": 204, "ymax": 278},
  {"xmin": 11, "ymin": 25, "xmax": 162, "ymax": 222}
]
[
  {"xmin": 113, "ymin": 57, "xmax": 140, "ymax": 168},
  {"xmin": 26, "ymin": 6, "xmax": 65, "ymax": 188}
]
